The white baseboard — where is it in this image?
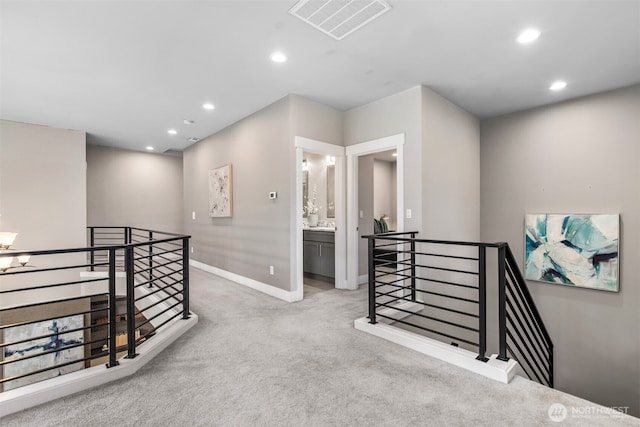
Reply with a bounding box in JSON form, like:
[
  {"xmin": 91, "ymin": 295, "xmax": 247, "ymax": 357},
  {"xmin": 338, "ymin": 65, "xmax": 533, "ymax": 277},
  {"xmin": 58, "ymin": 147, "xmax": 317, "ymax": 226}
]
[
  {"xmin": 358, "ymin": 274, "xmax": 368, "ymax": 285},
  {"xmin": 354, "ymin": 316, "xmax": 518, "ymax": 384},
  {"xmin": 190, "ymin": 260, "xmax": 300, "ymax": 303},
  {"xmin": 0, "ymin": 314, "xmax": 198, "ymax": 418}
]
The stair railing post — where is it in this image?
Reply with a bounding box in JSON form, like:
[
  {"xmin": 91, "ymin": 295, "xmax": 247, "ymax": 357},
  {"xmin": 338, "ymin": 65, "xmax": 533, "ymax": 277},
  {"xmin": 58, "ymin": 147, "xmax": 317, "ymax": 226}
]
[
  {"xmin": 182, "ymin": 237, "xmax": 191, "ymax": 319},
  {"xmin": 497, "ymin": 244, "xmax": 509, "ymax": 361},
  {"xmin": 476, "ymin": 245, "xmax": 488, "ymax": 362},
  {"xmin": 107, "ymin": 247, "xmax": 119, "ymax": 367},
  {"xmin": 410, "ymin": 232, "xmax": 416, "ymax": 302},
  {"xmin": 89, "ymin": 227, "xmax": 95, "ymax": 271},
  {"xmin": 368, "ymin": 236, "xmax": 377, "ymax": 324},
  {"xmin": 148, "ymin": 230, "xmax": 154, "ymax": 288},
  {"xmin": 125, "ymin": 245, "xmax": 137, "ymax": 359}
]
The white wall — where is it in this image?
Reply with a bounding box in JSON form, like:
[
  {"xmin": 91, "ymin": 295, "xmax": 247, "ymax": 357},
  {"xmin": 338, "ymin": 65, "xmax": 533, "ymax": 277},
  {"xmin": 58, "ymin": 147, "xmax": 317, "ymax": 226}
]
[
  {"xmin": 480, "ymin": 84, "xmax": 640, "ymax": 416},
  {"xmin": 0, "ymin": 120, "xmax": 87, "ymax": 305}
]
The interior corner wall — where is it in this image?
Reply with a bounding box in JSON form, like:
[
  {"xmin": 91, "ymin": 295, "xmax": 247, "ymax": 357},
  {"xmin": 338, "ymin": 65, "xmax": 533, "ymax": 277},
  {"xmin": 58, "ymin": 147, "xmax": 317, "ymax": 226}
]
[
  {"xmin": 183, "ymin": 97, "xmax": 292, "ymax": 291},
  {"xmin": 480, "ymin": 85, "xmax": 640, "ymax": 416},
  {"xmin": 344, "ymin": 86, "xmax": 423, "ymax": 233},
  {"xmin": 421, "ymin": 86, "xmax": 480, "ymax": 241},
  {"xmin": 0, "ymin": 120, "xmax": 86, "ymax": 250},
  {"xmin": 86, "ymin": 144, "xmax": 183, "ymax": 233}
]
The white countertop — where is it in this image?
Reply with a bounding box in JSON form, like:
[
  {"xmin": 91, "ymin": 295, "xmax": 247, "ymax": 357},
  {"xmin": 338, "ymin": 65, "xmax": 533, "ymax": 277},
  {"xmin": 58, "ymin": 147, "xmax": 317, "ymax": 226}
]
[{"xmin": 303, "ymin": 227, "xmax": 335, "ymax": 232}]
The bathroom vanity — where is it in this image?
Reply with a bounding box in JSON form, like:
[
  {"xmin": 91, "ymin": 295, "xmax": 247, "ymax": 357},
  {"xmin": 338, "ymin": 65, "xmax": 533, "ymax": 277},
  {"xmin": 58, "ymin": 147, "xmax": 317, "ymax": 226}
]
[{"xmin": 303, "ymin": 229, "xmax": 335, "ymax": 280}]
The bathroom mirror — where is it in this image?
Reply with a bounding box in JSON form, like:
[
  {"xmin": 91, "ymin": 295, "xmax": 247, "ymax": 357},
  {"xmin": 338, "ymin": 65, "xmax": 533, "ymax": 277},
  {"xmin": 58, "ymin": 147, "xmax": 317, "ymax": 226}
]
[
  {"xmin": 326, "ymin": 164, "xmax": 335, "ymax": 218},
  {"xmin": 302, "ymin": 168, "xmax": 309, "ymax": 218}
]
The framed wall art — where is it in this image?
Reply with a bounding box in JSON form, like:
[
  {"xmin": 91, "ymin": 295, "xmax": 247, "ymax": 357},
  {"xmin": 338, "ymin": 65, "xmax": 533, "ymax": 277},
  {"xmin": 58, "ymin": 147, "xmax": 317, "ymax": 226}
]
[
  {"xmin": 524, "ymin": 214, "xmax": 619, "ymax": 292},
  {"xmin": 209, "ymin": 164, "xmax": 233, "ymax": 217}
]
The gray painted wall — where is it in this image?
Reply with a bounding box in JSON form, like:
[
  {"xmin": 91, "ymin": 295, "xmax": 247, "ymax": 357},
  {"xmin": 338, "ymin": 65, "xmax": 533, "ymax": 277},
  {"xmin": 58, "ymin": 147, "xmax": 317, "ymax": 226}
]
[
  {"xmin": 183, "ymin": 97, "xmax": 292, "ymax": 291},
  {"xmin": 344, "ymin": 86, "xmax": 423, "ymax": 233},
  {"xmin": 480, "ymin": 85, "xmax": 640, "ymax": 416},
  {"xmin": 421, "ymin": 86, "xmax": 480, "ymax": 241},
  {"xmin": 86, "ymin": 144, "xmax": 183, "ymax": 233}
]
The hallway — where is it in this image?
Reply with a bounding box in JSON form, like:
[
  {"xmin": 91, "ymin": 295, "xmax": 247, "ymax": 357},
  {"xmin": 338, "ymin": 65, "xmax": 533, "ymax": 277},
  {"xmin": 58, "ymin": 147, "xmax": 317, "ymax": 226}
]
[{"xmin": 3, "ymin": 268, "xmax": 636, "ymax": 426}]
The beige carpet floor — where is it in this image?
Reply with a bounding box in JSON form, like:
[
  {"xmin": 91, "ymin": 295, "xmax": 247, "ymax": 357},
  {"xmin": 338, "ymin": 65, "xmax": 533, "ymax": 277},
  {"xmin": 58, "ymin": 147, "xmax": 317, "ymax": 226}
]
[{"xmin": 2, "ymin": 267, "xmax": 638, "ymax": 426}]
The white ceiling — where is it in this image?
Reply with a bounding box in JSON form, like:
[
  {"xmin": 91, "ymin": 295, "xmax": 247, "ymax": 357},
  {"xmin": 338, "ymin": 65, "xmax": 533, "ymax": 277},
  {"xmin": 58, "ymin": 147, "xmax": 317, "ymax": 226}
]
[{"xmin": 2, "ymin": 1, "xmax": 639, "ymax": 154}]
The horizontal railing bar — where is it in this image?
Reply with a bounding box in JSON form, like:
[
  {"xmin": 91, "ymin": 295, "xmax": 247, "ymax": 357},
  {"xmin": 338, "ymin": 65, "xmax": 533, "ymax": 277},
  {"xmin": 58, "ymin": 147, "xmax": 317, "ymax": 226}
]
[
  {"xmin": 1, "ymin": 340, "xmax": 86, "ymax": 367},
  {"xmin": 134, "ymin": 290, "xmax": 183, "ymax": 313},
  {"xmin": 506, "ymin": 268, "xmax": 552, "ymax": 351},
  {"xmin": 376, "ymin": 268, "xmax": 478, "ymax": 290},
  {"xmin": 506, "ymin": 282, "xmax": 552, "ymax": 355},
  {"xmin": 504, "ymin": 246, "xmax": 553, "ymax": 347},
  {"xmin": 135, "ymin": 300, "xmax": 183, "ymax": 329},
  {"xmin": 0, "ymin": 353, "xmax": 93, "ymax": 385},
  {"xmin": 506, "ymin": 310, "xmax": 551, "ymax": 368},
  {"xmin": 0, "ymin": 276, "xmax": 109, "ymax": 295},
  {"xmin": 507, "ymin": 329, "xmax": 547, "ymax": 385},
  {"xmin": 0, "ymin": 293, "xmax": 109, "ymax": 316},
  {"xmin": 373, "ymin": 291, "xmax": 479, "ymax": 319},
  {"xmin": 373, "ymin": 282, "xmax": 479, "ymax": 304},
  {"xmin": 363, "ymin": 233, "xmax": 505, "ymax": 249},
  {"xmin": 144, "ymin": 310, "xmax": 183, "ymax": 335},
  {"xmin": 375, "ymin": 313, "xmax": 479, "ymax": 347},
  {"xmin": 407, "ymin": 263, "xmax": 478, "ymax": 276},
  {"xmin": 375, "ymin": 301, "xmax": 479, "ymax": 333},
  {"xmin": 0, "ymin": 261, "xmax": 110, "ymax": 278},
  {"xmin": 394, "ymin": 250, "xmax": 478, "ymax": 261}
]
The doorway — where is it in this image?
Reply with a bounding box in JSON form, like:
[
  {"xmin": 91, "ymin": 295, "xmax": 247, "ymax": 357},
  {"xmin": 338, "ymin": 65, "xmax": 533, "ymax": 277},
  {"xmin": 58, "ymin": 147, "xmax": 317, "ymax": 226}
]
[
  {"xmin": 293, "ymin": 137, "xmax": 346, "ymax": 301},
  {"xmin": 346, "ymin": 134, "xmax": 405, "ymax": 290}
]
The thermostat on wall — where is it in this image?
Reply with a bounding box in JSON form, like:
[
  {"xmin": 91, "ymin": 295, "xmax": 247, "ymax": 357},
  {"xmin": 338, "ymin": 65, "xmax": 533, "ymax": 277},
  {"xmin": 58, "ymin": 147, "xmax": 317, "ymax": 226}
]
[{"xmin": 269, "ymin": 191, "xmax": 277, "ymax": 199}]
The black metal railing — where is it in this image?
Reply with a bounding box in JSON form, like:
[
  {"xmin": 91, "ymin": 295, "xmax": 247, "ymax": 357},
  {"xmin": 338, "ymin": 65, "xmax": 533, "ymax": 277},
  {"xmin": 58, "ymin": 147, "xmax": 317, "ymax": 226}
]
[
  {"xmin": 0, "ymin": 227, "xmax": 190, "ymax": 392},
  {"xmin": 363, "ymin": 231, "xmax": 554, "ymax": 387}
]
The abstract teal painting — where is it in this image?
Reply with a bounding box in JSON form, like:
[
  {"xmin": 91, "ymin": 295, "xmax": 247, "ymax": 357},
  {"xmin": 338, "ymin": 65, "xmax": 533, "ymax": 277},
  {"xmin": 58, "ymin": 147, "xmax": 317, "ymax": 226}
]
[{"xmin": 525, "ymin": 214, "xmax": 619, "ymax": 292}]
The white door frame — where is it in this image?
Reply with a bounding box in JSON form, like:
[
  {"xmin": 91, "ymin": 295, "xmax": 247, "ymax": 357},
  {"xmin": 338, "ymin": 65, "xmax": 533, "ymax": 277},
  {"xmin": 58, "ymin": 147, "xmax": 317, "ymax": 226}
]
[
  {"xmin": 345, "ymin": 133, "xmax": 405, "ymax": 290},
  {"xmin": 293, "ymin": 137, "xmax": 347, "ymax": 301}
]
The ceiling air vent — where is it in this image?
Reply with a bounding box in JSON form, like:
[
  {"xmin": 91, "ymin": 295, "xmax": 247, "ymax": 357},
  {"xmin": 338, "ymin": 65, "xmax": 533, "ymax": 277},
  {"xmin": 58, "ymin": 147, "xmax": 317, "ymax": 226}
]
[
  {"xmin": 289, "ymin": 0, "xmax": 392, "ymax": 40},
  {"xmin": 188, "ymin": 137, "xmax": 200, "ymax": 143},
  {"xmin": 163, "ymin": 149, "xmax": 184, "ymax": 157}
]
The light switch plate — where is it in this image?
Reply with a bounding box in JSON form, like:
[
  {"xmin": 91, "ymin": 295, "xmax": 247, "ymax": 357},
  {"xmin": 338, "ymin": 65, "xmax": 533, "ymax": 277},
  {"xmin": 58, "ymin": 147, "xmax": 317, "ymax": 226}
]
[{"xmin": 269, "ymin": 191, "xmax": 277, "ymax": 199}]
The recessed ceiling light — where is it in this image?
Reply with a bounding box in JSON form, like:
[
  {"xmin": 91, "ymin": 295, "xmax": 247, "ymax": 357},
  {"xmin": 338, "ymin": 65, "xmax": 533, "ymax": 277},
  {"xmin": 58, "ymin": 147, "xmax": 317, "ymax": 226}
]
[
  {"xmin": 146, "ymin": 146, "xmax": 154, "ymax": 151},
  {"xmin": 550, "ymin": 81, "xmax": 567, "ymax": 91},
  {"xmin": 270, "ymin": 52, "xmax": 287, "ymax": 63},
  {"xmin": 203, "ymin": 103, "xmax": 215, "ymax": 110},
  {"xmin": 184, "ymin": 119, "xmax": 195, "ymax": 125},
  {"xmin": 167, "ymin": 129, "xmax": 177, "ymax": 135},
  {"xmin": 517, "ymin": 28, "xmax": 541, "ymax": 44}
]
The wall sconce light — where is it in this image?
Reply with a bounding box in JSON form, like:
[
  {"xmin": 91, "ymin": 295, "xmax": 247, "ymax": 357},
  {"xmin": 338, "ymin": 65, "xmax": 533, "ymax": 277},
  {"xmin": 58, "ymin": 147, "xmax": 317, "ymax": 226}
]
[
  {"xmin": 0, "ymin": 232, "xmax": 17, "ymax": 249},
  {"xmin": 326, "ymin": 155, "xmax": 336, "ymax": 166},
  {"xmin": 0, "ymin": 232, "xmax": 31, "ymax": 272}
]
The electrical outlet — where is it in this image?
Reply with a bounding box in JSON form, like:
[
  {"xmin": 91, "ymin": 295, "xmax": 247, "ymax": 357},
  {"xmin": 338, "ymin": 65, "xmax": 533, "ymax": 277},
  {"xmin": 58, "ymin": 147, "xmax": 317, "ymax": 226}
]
[
  {"xmin": 192, "ymin": 211, "xmax": 196, "ymax": 220},
  {"xmin": 269, "ymin": 265, "xmax": 274, "ymax": 275},
  {"xmin": 359, "ymin": 210, "xmax": 364, "ymax": 218},
  {"xmin": 191, "ymin": 246, "xmax": 194, "ymax": 254},
  {"xmin": 406, "ymin": 209, "xmax": 412, "ymax": 219}
]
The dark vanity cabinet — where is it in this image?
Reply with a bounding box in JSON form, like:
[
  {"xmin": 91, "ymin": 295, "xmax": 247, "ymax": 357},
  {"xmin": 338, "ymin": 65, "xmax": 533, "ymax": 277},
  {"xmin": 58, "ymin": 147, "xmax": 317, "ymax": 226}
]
[{"xmin": 303, "ymin": 230, "xmax": 335, "ymax": 279}]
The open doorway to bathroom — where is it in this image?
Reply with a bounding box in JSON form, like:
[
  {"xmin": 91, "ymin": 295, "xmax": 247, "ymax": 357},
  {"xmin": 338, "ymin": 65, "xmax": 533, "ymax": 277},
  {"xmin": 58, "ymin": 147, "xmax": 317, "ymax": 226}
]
[
  {"xmin": 302, "ymin": 152, "xmax": 337, "ymax": 296},
  {"xmin": 293, "ymin": 136, "xmax": 346, "ymax": 301}
]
